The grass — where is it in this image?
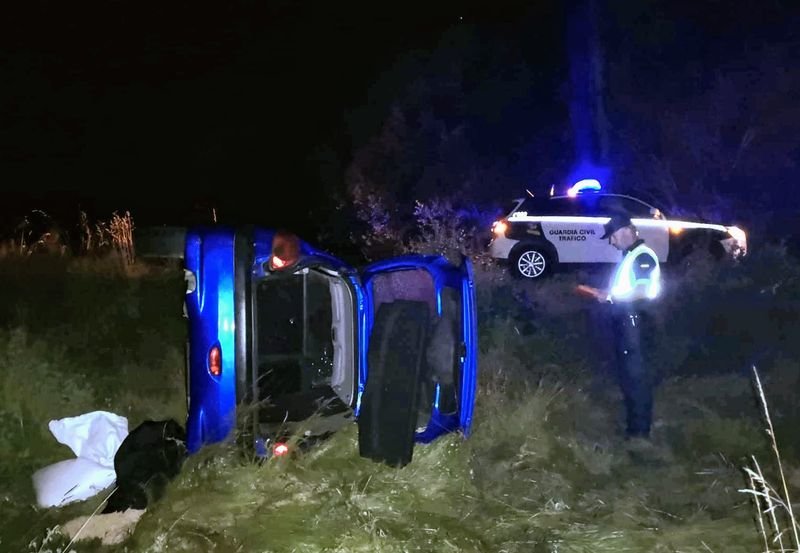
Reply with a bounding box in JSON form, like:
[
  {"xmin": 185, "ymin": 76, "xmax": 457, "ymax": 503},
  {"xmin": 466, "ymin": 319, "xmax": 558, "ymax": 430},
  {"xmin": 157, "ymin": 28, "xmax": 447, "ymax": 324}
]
[
  {"xmin": 112, "ymin": 368, "xmax": 768, "ymax": 552},
  {"xmin": 741, "ymin": 366, "xmax": 800, "ymax": 552},
  {"xmin": 0, "ymin": 242, "xmax": 798, "ymax": 552},
  {"xmin": 0, "ymin": 254, "xmax": 186, "ymax": 553}
]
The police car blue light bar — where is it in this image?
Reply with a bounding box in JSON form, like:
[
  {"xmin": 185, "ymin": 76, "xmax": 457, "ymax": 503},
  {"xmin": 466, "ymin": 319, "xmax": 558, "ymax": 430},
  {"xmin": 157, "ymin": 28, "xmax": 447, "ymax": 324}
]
[{"xmin": 567, "ymin": 179, "xmax": 602, "ymax": 197}]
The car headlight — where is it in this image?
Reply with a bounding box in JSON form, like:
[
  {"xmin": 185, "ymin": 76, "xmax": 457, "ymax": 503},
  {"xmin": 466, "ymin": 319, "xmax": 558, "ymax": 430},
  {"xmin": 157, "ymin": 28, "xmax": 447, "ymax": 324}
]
[
  {"xmin": 727, "ymin": 226, "xmax": 747, "ymax": 245},
  {"xmin": 491, "ymin": 220, "xmax": 508, "ymax": 236}
]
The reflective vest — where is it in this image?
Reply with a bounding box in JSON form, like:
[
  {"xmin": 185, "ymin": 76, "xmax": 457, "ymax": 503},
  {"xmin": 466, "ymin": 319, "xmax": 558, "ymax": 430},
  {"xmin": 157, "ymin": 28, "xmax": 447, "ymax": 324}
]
[{"xmin": 607, "ymin": 242, "xmax": 661, "ymax": 303}]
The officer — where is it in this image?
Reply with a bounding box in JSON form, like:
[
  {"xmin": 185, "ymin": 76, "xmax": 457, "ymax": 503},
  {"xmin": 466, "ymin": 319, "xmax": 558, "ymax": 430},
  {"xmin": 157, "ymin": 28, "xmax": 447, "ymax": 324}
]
[{"xmin": 577, "ymin": 213, "xmax": 661, "ymax": 439}]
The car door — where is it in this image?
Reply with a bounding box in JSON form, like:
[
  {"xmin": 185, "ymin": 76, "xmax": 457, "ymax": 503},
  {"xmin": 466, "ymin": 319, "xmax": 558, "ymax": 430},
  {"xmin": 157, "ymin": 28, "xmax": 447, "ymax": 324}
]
[
  {"xmin": 537, "ymin": 197, "xmax": 609, "ymax": 263},
  {"xmin": 572, "ymin": 195, "xmax": 619, "ymax": 262},
  {"xmin": 356, "ymin": 254, "xmax": 477, "ymax": 467},
  {"xmin": 597, "ymin": 196, "xmax": 669, "ymax": 261}
]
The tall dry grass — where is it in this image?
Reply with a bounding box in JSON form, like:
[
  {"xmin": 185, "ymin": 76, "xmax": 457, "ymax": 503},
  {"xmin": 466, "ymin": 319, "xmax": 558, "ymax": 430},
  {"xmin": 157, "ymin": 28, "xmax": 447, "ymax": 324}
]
[
  {"xmin": 0, "ymin": 209, "xmax": 137, "ymax": 271},
  {"xmin": 0, "ymin": 210, "xmax": 66, "ymax": 257},
  {"xmin": 79, "ymin": 210, "xmax": 136, "ymax": 266},
  {"xmin": 742, "ymin": 365, "xmax": 800, "ymax": 553}
]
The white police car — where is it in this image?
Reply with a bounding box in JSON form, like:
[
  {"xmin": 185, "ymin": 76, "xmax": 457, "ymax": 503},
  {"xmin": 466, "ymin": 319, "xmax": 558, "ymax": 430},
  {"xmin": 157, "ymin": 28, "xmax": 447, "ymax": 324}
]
[{"xmin": 488, "ymin": 180, "xmax": 748, "ymax": 279}]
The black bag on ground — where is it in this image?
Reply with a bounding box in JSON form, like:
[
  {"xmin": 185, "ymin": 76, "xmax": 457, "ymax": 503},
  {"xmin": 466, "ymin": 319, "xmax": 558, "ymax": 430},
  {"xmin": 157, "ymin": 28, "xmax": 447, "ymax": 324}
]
[{"xmin": 103, "ymin": 419, "xmax": 187, "ymax": 513}]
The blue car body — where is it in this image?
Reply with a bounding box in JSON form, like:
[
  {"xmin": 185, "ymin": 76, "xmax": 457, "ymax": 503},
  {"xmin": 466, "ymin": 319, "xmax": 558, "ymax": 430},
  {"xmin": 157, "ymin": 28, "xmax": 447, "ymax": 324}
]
[{"xmin": 183, "ymin": 226, "xmax": 477, "ymax": 463}]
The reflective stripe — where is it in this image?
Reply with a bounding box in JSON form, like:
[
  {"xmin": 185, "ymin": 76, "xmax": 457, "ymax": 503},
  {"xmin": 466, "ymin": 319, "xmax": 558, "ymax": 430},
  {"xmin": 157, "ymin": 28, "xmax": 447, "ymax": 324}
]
[
  {"xmin": 507, "ymin": 214, "xmax": 727, "ymax": 234},
  {"xmin": 607, "ymin": 243, "xmax": 661, "ymax": 302}
]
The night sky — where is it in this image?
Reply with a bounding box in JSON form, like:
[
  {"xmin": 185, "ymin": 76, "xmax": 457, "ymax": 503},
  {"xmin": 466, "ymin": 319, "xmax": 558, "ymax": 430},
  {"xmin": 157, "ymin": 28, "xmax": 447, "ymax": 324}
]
[
  {"xmin": 1, "ymin": 1, "xmax": 553, "ymax": 233},
  {"xmin": 1, "ymin": 1, "xmax": 797, "ymax": 239}
]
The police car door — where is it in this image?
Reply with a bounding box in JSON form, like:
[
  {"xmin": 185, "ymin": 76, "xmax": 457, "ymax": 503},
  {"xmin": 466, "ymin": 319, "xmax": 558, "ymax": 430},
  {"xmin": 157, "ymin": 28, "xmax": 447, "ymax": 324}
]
[
  {"xmin": 356, "ymin": 254, "xmax": 477, "ymax": 466},
  {"xmin": 538, "ymin": 197, "xmax": 609, "ymax": 263},
  {"xmin": 597, "ymin": 196, "xmax": 669, "ymax": 262}
]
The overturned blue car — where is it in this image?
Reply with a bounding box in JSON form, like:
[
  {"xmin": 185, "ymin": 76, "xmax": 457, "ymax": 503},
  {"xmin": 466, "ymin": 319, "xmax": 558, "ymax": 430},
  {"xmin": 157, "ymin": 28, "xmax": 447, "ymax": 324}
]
[{"xmin": 181, "ymin": 226, "xmax": 478, "ymax": 466}]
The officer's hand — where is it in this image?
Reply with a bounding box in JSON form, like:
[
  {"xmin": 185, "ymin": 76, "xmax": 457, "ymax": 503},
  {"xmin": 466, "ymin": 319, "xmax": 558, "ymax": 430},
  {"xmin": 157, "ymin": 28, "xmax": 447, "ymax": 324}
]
[
  {"xmin": 578, "ymin": 285, "xmax": 610, "ymax": 302},
  {"xmin": 576, "ymin": 285, "xmax": 602, "ymax": 300}
]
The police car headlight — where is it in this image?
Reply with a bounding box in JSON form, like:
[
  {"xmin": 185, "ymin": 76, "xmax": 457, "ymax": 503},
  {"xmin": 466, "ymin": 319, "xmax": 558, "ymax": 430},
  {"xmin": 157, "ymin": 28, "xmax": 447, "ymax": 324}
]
[
  {"xmin": 727, "ymin": 226, "xmax": 747, "ymax": 245},
  {"xmin": 492, "ymin": 220, "xmax": 508, "ymax": 236}
]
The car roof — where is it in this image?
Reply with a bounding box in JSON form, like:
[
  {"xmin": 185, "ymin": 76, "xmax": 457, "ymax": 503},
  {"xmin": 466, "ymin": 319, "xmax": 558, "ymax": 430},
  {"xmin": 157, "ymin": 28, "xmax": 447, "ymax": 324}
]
[
  {"xmin": 507, "ymin": 192, "xmax": 662, "ymax": 217},
  {"xmin": 552, "ymin": 193, "xmax": 660, "ymax": 211}
]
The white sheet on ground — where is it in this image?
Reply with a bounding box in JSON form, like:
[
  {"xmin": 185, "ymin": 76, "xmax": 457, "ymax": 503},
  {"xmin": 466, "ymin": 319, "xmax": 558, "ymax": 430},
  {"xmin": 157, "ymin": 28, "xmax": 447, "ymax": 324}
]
[
  {"xmin": 32, "ymin": 410, "xmax": 128, "ymax": 508},
  {"xmin": 33, "ymin": 458, "xmax": 117, "ymax": 508},
  {"xmin": 48, "ymin": 410, "xmax": 128, "ymax": 466}
]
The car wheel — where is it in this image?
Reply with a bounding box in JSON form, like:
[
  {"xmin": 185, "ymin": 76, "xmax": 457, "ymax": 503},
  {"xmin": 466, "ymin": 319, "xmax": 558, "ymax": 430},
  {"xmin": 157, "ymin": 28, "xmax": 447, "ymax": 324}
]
[
  {"xmin": 358, "ymin": 300, "xmax": 430, "ymax": 467},
  {"xmin": 511, "ymin": 246, "xmax": 553, "ymax": 279}
]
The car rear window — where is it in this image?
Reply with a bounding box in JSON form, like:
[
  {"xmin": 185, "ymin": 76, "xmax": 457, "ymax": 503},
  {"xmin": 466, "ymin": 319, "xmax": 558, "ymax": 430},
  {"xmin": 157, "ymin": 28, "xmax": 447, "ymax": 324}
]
[{"xmin": 256, "ymin": 274, "xmax": 332, "ymax": 356}]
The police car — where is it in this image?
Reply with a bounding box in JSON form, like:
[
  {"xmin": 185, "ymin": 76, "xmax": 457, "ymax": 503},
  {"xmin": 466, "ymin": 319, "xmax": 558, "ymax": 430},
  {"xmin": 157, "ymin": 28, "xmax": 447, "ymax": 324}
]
[
  {"xmin": 488, "ymin": 180, "xmax": 748, "ymax": 279},
  {"xmin": 181, "ymin": 226, "xmax": 478, "ymax": 467}
]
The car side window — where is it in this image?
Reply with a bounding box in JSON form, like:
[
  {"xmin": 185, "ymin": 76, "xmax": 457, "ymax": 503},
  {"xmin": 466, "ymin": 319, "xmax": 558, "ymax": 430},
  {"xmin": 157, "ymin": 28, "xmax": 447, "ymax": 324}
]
[
  {"xmin": 598, "ymin": 196, "xmax": 652, "ymax": 217},
  {"xmin": 574, "ymin": 195, "xmax": 603, "ymax": 216},
  {"xmin": 546, "ymin": 198, "xmax": 585, "ymax": 216}
]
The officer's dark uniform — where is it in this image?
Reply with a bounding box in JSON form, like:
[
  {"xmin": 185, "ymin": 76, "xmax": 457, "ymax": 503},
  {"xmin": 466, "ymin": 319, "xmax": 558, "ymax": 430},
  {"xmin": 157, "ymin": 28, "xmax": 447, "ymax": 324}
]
[{"xmin": 601, "ymin": 218, "xmax": 661, "ymax": 438}]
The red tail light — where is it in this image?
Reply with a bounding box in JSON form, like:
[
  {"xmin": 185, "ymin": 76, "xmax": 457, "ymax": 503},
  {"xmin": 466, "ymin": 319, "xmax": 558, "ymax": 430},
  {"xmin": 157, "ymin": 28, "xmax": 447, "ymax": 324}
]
[
  {"xmin": 269, "ymin": 230, "xmax": 301, "ymax": 271},
  {"xmin": 208, "ymin": 345, "xmax": 221, "ymax": 377},
  {"xmin": 273, "ymin": 443, "xmax": 289, "ymax": 456}
]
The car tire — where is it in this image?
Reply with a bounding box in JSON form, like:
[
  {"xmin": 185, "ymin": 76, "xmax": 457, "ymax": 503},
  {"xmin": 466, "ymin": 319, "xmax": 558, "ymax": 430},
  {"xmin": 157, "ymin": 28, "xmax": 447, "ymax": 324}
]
[
  {"xmin": 510, "ymin": 244, "xmax": 555, "ymax": 279},
  {"xmin": 358, "ymin": 300, "xmax": 430, "ymax": 467}
]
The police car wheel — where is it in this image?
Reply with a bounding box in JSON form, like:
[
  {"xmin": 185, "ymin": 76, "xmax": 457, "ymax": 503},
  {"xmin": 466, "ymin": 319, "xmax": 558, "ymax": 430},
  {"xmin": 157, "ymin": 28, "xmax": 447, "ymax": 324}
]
[{"xmin": 512, "ymin": 248, "xmax": 551, "ymax": 279}]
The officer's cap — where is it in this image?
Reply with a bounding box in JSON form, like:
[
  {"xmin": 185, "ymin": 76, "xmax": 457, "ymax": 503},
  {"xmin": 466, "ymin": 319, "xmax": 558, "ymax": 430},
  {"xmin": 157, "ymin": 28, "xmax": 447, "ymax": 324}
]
[{"xmin": 600, "ymin": 213, "xmax": 634, "ymax": 239}]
